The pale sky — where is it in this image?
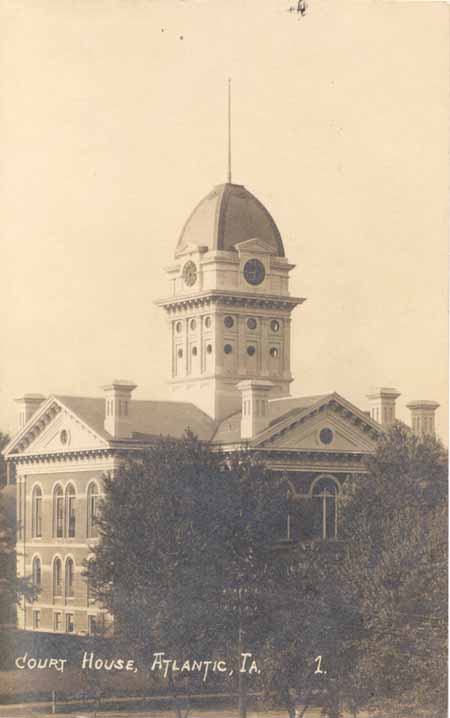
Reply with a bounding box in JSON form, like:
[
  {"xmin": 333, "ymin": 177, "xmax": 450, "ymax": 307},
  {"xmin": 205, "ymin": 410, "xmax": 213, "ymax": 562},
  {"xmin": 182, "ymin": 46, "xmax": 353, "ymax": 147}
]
[{"xmin": 1, "ymin": 0, "xmax": 448, "ymax": 441}]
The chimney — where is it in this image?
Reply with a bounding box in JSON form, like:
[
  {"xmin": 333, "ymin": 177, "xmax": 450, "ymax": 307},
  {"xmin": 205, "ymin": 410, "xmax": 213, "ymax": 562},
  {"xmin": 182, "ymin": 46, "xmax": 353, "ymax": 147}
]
[
  {"xmin": 15, "ymin": 394, "xmax": 46, "ymax": 430},
  {"xmin": 406, "ymin": 400, "xmax": 440, "ymax": 437},
  {"xmin": 103, "ymin": 380, "xmax": 137, "ymax": 439},
  {"xmin": 237, "ymin": 380, "xmax": 274, "ymax": 440},
  {"xmin": 366, "ymin": 387, "xmax": 401, "ymax": 427}
]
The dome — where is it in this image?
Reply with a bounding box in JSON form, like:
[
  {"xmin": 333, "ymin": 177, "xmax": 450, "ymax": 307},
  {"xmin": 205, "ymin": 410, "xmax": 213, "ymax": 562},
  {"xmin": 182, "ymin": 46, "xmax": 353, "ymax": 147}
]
[{"xmin": 176, "ymin": 183, "xmax": 285, "ymax": 257}]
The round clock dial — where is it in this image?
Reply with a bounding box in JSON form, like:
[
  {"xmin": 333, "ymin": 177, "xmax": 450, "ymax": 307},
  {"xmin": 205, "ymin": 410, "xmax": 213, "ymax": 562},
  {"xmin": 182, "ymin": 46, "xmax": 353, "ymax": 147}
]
[
  {"xmin": 243, "ymin": 258, "xmax": 265, "ymax": 286},
  {"xmin": 182, "ymin": 261, "xmax": 197, "ymax": 287}
]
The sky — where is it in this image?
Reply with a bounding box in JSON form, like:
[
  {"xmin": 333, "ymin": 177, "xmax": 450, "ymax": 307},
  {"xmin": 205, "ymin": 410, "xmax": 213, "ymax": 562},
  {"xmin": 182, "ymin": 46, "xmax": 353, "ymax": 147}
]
[{"xmin": 1, "ymin": 0, "xmax": 448, "ymax": 441}]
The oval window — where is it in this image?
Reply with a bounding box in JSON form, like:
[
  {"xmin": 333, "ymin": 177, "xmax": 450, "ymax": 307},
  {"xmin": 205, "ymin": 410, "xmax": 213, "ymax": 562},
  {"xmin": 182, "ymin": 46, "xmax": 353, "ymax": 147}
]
[
  {"xmin": 224, "ymin": 344, "xmax": 233, "ymax": 355},
  {"xmin": 190, "ymin": 319, "xmax": 197, "ymax": 331},
  {"xmin": 206, "ymin": 344, "xmax": 213, "ymax": 354},
  {"xmin": 319, "ymin": 428, "xmax": 334, "ymax": 445},
  {"xmin": 177, "ymin": 349, "xmax": 183, "ymax": 358},
  {"xmin": 270, "ymin": 347, "xmax": 279, "ymax": 358},
  {"xmin": 247, "ymin": 346, "xmax": 256, "ymax": 357},
  {"xmin": 204, "ymin": 316, "xmax": 212, "ymax": 328},
  {"xmin": 247, "ymin": 318, "xmax": 257, "ymax": 330},
  {"xmin": 192, "ymin": 346, "xmax": 198, "ymax": 356},
  {"xmin": 176, "ymin": 321, "xmax": 183, "ymax": 333},
  {"xmin": 224, "ymin": 316, "xmax": 234, "ymax": 329},
  {"xmin": 270, "ymin": 319, "xmax": 280, "ymax": 332}
]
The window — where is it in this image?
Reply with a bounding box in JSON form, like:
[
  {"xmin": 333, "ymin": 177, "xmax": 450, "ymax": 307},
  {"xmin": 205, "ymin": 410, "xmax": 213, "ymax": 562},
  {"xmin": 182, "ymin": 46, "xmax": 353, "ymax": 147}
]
[
  {"xmin": 247, "ymin": 317, "xmax": 257, "ymax": 330},
  {"xmin": 190, "ymin": 319, "xmax": 197, "ymax": 331},
  {"xmin": 246, "ymin": 345, "xmax": 256, "ymax": 356},
  {"xmin": 270, "ymin": 347, "xmax": 279, "ymax": 358},
  {"xmin": 88, "ymin": 615, "xmax": 97, "ymax": 635},
  {"xmin": 175, "ymin": 321, "xmax": 182, "ymax": 333},
  {"xmin": 32, "ymin": 556, "xmax": 41, "ymax": 589},
  {"xmin": 319, "ymin": 427, "xmax": 334, "ymax": 445},
  {"xmin": 224, "ymin": 316, "xmax": 234, "ymax": 328},
  {"xmin": 54, "ymin": 486, "xmax": 64, "ymax": 538},
  {"xmin": 87, "ymin": 483, "xmax": 99, "ymax": 538},
  {"xmin": 224, "ymin": 344, "xmax": 233, "ymax": 354},
  {"xmin": 270, "ymin": 319, "xmax": 280, "ymax": 332},
  {"xmin": 311, "ymin": 477, "xmax": 339, "ymax": 540},
  {"xmin": 66, "ymin": 485, "xmax": 76, "ymax": 538},
  {"xmin": 204, "ymin": 316, "xmax": 212, "ymax": 328},
  {"xmin": 177, "ymin": 348, "xmax": 183, "ymax": 358},
  {"xmin": 192, "ymin": 346, "xmax": 198, "ymax": 356},
  {"xmin": 53, "ymin": 558, "xmax": 62, "ymax": 597},
  {"xmin": 65, "ymin": 558, "xmax": 75, "ymax": 598},
  {"xmin": 66, "ymin": 613, "xmax": 75, "ymax": 633},
  {"xmin": 206, "ymin": 344, "xmax": 212, "ymax": 354},
  {"xmin": 33, "ymin": 610, "xmax": 41, "ymax": 630},
  {"xmin": 54, "ymin": 612, "xmax": 63, "ymax": 632},
  {"xmin": 32, "ymin": 486, "xmax": 42, "ymax": 538}
]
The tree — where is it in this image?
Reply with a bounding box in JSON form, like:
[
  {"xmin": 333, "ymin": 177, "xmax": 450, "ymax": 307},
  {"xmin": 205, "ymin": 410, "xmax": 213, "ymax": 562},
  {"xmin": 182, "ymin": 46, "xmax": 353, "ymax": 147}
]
[
  {"xmin": 0, "ymin": 432, "xmax": 10, "ymax": 488},
  {"xmin": 85, "ymin": 432, "xmax": 288, "ymax": 718},
  {"xmin": 337, "ymin": 423, "xmax": 448, "ymax": 717}
]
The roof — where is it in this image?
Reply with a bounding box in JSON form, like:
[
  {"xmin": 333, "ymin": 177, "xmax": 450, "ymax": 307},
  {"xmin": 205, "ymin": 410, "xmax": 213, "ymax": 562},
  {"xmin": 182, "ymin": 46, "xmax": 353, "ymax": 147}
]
[
  {"xmin": 176, "ymin": 183, "xmax": 285, "ymax": 257},
  {"xmin": 56, "ymin": 396, "xmax": 217, "ymax": 443},
  {"xmin": 212, "ymin": 394, "xmax": 332, "ymax": 444}
]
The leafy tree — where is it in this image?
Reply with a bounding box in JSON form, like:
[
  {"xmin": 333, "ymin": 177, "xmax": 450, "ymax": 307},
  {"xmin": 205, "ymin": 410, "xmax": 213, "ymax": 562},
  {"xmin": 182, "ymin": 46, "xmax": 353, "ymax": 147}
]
[
  {"xmin": 85, "ymin": 432, "xmax": 288, "ymax": 718},
  {"xmin": 337, "ymin": 423, "xmax": 448, "ymax": 717}
]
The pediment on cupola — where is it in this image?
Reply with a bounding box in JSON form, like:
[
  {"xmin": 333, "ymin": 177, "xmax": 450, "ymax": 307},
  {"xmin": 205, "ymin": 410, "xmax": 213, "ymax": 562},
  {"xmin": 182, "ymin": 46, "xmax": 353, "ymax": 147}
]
[
  {"xmin": 4, "ymin": 397, "xmax": 110, "ymax": 458},
  {"xmin": 254, "ymin": 394, "xmax": 382, "ymax": 453},
  {"xmin": 235, "ymin": 238, "xmax": 276, "ymax": 256}
]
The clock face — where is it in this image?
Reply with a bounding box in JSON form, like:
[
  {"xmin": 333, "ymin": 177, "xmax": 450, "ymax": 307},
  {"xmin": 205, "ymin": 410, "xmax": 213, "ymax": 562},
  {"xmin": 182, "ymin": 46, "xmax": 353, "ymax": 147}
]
[
  {"xmin": 243, "ymin": 258, "xmax": 265, "ymax": 286},
  {"xmin": 182, "ymin": 261, "xmax": 197, "ymax": 287}
]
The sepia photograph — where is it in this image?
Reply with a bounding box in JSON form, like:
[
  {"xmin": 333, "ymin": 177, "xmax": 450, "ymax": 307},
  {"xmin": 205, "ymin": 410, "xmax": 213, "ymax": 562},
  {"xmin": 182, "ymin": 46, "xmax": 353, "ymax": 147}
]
[{"xmin": 0, "ymin": 1, "xmax": 448, "ymax": 716}]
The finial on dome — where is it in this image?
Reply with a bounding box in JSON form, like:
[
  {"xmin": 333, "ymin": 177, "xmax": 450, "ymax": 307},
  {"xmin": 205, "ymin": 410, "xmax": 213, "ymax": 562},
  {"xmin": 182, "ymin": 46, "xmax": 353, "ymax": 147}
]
[{"xmin": 227, "ymin": 77, "xmax": 232, "ymax": 184}]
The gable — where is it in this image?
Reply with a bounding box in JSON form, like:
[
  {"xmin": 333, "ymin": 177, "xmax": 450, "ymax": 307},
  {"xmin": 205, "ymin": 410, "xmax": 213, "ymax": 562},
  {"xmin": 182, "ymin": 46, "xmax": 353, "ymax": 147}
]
[
  {"xmin": 254, "ymin": 394, "xmax": 381, "ymax": 453},
  {"xmin": 4, "ymin": 398, "xmax": 109, "ymax": 457},
  {"xmin": 235, "ymin": 238, "xmax": 275, "ymax": 255},
  {"xmin": 264, "ymin": 408, "xmax": 377, "ymax": 452}
]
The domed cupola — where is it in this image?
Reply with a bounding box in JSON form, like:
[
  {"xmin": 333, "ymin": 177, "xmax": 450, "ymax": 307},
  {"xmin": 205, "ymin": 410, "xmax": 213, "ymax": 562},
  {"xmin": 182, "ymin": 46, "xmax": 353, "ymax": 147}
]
[
  {"xmin": 176, "ymin": 182, "xmax": 285, "ymax": 258},
  {"xmin": 157, "ymin": 176, "xmax": 305, "ymax": 421}
]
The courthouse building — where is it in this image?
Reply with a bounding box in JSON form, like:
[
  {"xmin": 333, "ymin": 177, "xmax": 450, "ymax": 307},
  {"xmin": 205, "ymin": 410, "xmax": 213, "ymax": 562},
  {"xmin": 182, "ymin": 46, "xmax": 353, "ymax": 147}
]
[{"xmin": 3, "ymin": 181, "xmax": 439, "ymax": 635}]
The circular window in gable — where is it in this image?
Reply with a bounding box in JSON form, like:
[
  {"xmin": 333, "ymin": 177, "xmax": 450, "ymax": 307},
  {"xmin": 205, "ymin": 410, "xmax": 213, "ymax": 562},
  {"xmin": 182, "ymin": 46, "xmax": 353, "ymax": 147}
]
[{"xmin": 319, "ymin": 428, "xmax": 334, "ymax": 445}]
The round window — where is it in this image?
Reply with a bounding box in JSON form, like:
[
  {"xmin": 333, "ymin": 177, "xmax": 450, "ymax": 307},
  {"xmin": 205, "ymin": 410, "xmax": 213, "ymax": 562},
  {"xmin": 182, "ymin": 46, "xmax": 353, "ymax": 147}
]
[
  {"xmin": 204, "ymin": 316, "xmax": 212, "ymax": 328},
  {"xmin": 224, "ymin": 316, "xmax": 234, "ymax": 329},
  {"xmin": 192, "ymin": 346, "xmax": 198, "ymax": 356},
  {"xmin": 224, "ymin": 344, "xmax": 233, "ymax": 354},
  {"xmin": 270, "ymin": 347, "xmax": 279, "ymax": 358},
  {"xmin": 206, "ymin": 344, "xmax": 213, "ymax": 354},
  {"xmin": 270, "ymin": 319, "xmax": 280, "ymax": 332},
  {"xmin": 190, "ymin": 319, "xmax": 197, "ymax": 331},
  {"xmin": 247, "ymin": 345, "xmax": 256, "ymax": 356},
  {"xmin": 182, "ymin": 260, "xmax": 197, "ymax": 287},
  {"xmin": 247, "ymin": 318, "xmax": 257, "ymax": 330},
  {"xmin": 175, "ymin": 321, "xmax": 183, "ymax": 333},
  {"xmin": 60, "ymin": 430, "xmax": 68, "ymax": 445},
  {"xmin": 319, "ymin": 428, "xmax": 334, "ymax": 445},
  {"xmin": 243, "ymin": 258, "xmax": 265, "ymax": 286},
  {"xmin": 177, "ymin": 348, "xmax": 183, "ymax": 358}
]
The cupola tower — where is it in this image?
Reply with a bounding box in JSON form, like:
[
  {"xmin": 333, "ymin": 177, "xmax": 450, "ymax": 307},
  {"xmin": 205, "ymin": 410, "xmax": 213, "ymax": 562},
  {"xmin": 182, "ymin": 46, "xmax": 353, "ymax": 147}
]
[{"xmin": 157, "ymin": 183, "xmax": 305, "ymax": 420}]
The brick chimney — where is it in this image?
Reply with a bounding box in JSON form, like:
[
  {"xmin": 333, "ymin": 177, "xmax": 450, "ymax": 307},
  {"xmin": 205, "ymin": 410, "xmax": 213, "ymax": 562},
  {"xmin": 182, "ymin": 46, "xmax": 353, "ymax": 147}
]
[
  {"xmin": 407, "ymin": 400, "xmax": 439, "ymax": 437},
  {"xmin": 237, "ymin": 380, "xmax": 274, "ymax": 440},
  {"xmin": 15, "ymin": 394, "xmax": 46, "ymax": 430},
  {"xmin": 103, "ymin": 380, "xmax": 137, "ymax": 439},
  {"xmin": 366, "ymin": 387, "xmax": 401, "ymax": 427}
]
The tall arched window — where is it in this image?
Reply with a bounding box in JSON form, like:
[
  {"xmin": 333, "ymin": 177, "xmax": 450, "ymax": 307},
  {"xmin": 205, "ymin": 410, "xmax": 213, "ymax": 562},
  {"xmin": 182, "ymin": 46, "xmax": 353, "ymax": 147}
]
[
  {"xmin": 311, "ymin": 477, "xmax": 340, "ymax": 540},
  {"xmin": 53, "ymin": 485, "xmax": 64, "ymax": 538},
  {"xmin": 66, "ymin": 485, "xmax": 76, "ymax": 538},
  {"xmin": 32, "ymin": 556, "xmax": 42, "ymax": 589},
  {"xmin": 32, "ymin": 486, "xmax": 42, "ymax": 538},
  {"xmin": 87, "ymin": 483, "xmax": 99, "ymax": 538},
  {"xmin": 65, "ymin": 558, "xmax": 75, "ymax": 598},
  {"xmin": 53, "ymin": 557, "xmax": 62, "ymax": 597}
]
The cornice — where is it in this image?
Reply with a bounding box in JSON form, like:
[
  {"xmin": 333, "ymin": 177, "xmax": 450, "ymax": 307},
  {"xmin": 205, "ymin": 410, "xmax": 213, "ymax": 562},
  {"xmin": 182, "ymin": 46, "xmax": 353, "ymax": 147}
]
[{"xmin": 155, "ymin": 290, "xmax": 306, "ymax": 313}]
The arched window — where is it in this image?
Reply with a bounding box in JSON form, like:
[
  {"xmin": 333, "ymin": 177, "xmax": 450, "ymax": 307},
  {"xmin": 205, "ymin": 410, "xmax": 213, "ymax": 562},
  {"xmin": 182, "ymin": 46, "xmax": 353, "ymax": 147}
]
[
  {"xmin": 66, "ymin": 485, "xmax": 76, "ymax": 538},
  {"xmin": 311, "ymin": 477, "xmax": 340, "ymax": 540},
  {"xmin": 32, "ymin": 556, "xmax": 41, "ymax": 588},
  {"xmin": 65, "ymin": 558, "xmax": 75, "ymax": 598},
  {"xmin": 32, "ymin": 486, "xmax": 42, "ymax": 538},
  {"xmin": 87, "ymin": 483, "xmax": 99, "ymax": 538},
  {"xmin": 53, "ymin": 485, "xmax": 64, "ymax": 538},
  {"xmin": 53, "ymin": 557, "xmax": 62, "ymax": 597}
]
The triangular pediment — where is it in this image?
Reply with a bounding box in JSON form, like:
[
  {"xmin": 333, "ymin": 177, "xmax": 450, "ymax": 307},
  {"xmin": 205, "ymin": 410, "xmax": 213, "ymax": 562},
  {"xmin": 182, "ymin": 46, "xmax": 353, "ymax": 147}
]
[
  {"xmin": 4, "ymin": 397, "xmax": 109, "ymax": 457},
  {"xmin": 235, "ymin": 238, "xmax": 275, "ymax": 256},
  {"xmin": 254, "ymin": 394, "xmax": 381, "ymax": 452}
]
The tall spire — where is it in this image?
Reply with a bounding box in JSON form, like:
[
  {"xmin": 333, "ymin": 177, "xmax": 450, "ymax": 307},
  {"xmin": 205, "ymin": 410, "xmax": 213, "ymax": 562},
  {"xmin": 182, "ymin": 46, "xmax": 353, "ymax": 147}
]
[{"xmin": 227, "ymin": 77, "xmax": 232, "ymax": 183}]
